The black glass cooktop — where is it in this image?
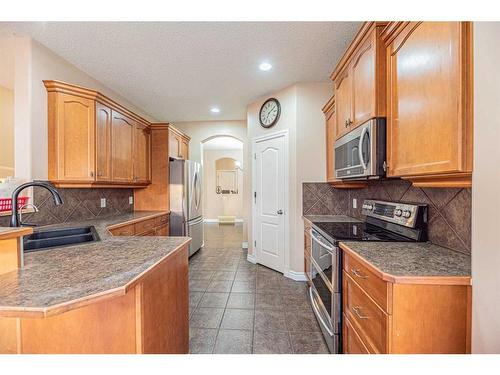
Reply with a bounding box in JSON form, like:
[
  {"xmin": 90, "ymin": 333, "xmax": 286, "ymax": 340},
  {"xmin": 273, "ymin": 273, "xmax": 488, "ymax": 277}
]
[{"xmin": 313, "ymin": 221, "xmax": 414, "ymax": 244}]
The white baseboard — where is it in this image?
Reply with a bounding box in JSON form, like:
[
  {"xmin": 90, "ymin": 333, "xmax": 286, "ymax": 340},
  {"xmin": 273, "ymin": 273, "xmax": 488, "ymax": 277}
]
[
  {"xmin": 242, "ymin": 241, "xmax": 248, "ymax": 249},
  {"xmin": 246, "ymin": 253, "xmax": 257, "ymax": 264},
  {"xmin": 204, "ymin": 218, "xmax": 244, "ymax": 223},
  {"xmin": 284, "ymin": 269, "xmax": 308, "ymax": 282}
]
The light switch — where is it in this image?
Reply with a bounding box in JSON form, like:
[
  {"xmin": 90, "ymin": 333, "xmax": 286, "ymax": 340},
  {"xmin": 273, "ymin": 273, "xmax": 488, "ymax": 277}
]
[
  {"xmin": 129, "ymin": 196, "xmax": 134, "ymax": 205},
  {"xmin": 100, "ymin": 198, "xmax": 106, "ymax": 208},
  {"xmin": 352, "ymin": 198, "xmax": 357, "ymax": 209}
]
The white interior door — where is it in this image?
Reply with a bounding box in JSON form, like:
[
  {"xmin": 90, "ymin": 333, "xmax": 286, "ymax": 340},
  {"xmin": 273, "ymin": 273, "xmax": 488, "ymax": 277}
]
[{"xmin": 253, "ymin": 133, "xmax": 286, "ymax": 273}]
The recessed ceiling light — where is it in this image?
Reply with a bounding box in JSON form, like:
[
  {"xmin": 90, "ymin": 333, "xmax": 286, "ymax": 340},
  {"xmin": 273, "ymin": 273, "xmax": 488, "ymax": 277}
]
[
  {"xmin": 210, "ymin": 107, "xmax": 220, "ymax": 113},
  {"xmin": 259, "ymin": 62, "xmax": 272, "ymax": 71}
]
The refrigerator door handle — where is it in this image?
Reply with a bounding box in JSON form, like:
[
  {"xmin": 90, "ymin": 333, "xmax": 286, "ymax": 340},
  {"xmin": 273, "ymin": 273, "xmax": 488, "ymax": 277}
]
[{"xmin": 189, "ymin": 216, "xmax": 204, "ymax": 226}]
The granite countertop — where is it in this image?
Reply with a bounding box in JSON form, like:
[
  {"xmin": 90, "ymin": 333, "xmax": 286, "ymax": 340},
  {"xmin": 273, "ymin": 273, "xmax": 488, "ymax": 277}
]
[
  {"xmin": 340, "ymin": 241, "xmax": 471, "ymax": 282},
  {"xmin": 0, "ymin": 211, "xmax": 190, "ymax": 317},
  {"xmin": 0, "ymin": 226, "xmax": 33, "ymax": 240},
  {"xmin": 303, "ymin": 214, "xmax": 361, "ymax": 223}
]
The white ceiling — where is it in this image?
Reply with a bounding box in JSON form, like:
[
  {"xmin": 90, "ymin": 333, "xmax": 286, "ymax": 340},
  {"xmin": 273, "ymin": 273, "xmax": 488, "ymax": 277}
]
[
  {"xmin": 203, "ymin": 136, "xmax": 243, "ymax": 150},
  {"xmin": 1, "ymin": 22, "xmax": 361, "ymax": 122}
]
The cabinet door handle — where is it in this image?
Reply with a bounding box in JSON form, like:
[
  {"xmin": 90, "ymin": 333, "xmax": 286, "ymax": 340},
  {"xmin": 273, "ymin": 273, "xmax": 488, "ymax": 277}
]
[
  {"xmin": 351, "ymin": 268, "xmax": 368, "ymax": 279},
  {"xmin": 90, "ymin": 171, "xmax": 94, "ymax": 177},
  {"xmin": 345, "ymin": 120, "xmax": 349, "ymax": 128},
  {"xmin": 352, "ymin": 306, "xmax": 369, "ymax": 319}
]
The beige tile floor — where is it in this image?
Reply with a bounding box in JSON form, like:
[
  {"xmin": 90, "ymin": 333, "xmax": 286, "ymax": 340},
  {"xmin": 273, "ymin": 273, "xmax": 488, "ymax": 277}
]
[{"xmin": 188, "ymin": 223, "xmax": 329, "ymax": 354}]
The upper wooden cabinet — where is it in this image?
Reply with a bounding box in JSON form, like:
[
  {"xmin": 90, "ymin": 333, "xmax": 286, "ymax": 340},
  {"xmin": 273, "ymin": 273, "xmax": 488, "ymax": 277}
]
[
  {"xmin": 382, "ymin": 22, "xmax": 473, "ymax": 187},
  {"xmin": 331, "ymin": 22, "xmax": 387, "ymax": 140},
  {"xmin": 134, "ymin": 122, "xmax": 151, "ymax": 183},
  {"xmin": 45, "ymin": 80, "xmax": 151, "ymax": 188},
  {"xmin": 48, "ymin": 92, "xmax": 96, "ymax": 182},
  {"xmin": 168, "ymin": 126, "xmax": 190, "ymax": 160}
]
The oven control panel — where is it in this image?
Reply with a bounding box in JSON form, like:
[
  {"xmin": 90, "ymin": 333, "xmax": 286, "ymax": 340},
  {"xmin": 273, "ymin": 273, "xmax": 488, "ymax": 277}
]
[{"xmin": 361, "ymin": 199, "xmax": 422, "ymax": 228}]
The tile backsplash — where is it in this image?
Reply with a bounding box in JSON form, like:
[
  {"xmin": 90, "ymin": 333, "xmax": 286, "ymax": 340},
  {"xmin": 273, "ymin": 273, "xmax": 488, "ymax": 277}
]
[
  {"xmin": 0, "ymin": 188, "xmax": 134, "ymax": 227},
  {"xmin": 303, "ymin": 180, "xmax": 471, "ymax": 254}
]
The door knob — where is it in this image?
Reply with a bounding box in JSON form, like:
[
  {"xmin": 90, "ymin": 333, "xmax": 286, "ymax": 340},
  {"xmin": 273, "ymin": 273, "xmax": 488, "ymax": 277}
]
[{"xmin": 277, "ymin": 209, "xmax": 283, "ymax": 215}]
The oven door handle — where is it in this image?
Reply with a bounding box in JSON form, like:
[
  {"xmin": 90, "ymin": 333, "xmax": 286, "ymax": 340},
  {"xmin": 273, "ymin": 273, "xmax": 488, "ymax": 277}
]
[
  {"xmin": 310, "ymin": 229, "xmax": 334, "ymax": 254},
  {"xmin": 358, "ymin": 126, "xmax": 368, "ymax": 171},
  {"xmin": 309, "ymin": 287, "xmax": 334, "ymax": 337}
]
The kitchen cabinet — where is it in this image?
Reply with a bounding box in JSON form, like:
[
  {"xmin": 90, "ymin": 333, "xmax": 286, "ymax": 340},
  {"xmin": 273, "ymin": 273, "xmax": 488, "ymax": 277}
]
[
  {"xmin": 168, "ymin": 126, "xmax": 190, "ymax": 160},
  {"xmin": 95, "ymin": 102, "xmax": 112, "ymax": 181},
  {"xmin": 134, "ymin": 122, "xmax": 151, "ymax": 183},
  {"xmin": 382, "ymin": 22, "xmax": 473, "ymax": 187},
  {"xmin": 109, "ymin": 214, "xmax": 169, "ymax": 237},
  {"xmin": 322, "ymin": 96, "xmax": 367, "ymax": 189},
  {"xmin": 45, "ymin": 80, "xmax": 152, "ymax": 188},
  {"xmin": 111, "ymin": 110, "xmax": 135, "ymax": 183},
  {"xmin": 331, "ymin": 22, "xmax": 387, "ymax": 140},
  {"xmin": 47, "ymin": 92, "xmax": 96, "ymax": 182},
  {"xmin": 341, "ymin": 249, "xmax": 471, "ymax": 354}
]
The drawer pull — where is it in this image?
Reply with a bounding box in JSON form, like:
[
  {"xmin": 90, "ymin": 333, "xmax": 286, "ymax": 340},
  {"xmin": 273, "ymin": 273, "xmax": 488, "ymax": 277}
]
[
  {"xmin": 351, "ymin": 268, "xmax": 368, "ymax": 279},
  {"xmin": 352, "ymin": 306, "xmax": 369, "ymax": 319}
]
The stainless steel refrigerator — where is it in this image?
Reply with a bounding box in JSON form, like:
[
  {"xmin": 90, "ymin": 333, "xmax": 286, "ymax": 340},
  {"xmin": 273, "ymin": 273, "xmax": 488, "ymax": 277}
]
[{"xmin": 169, "ymin": 158, "xmax": 204, "ymax": 256}]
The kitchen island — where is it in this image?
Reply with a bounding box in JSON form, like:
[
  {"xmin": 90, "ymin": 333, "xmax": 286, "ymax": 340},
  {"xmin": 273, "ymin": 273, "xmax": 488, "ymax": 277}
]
[{"xmin": 0, "ymin": 212, "xmax": 191, "ymax": 354}]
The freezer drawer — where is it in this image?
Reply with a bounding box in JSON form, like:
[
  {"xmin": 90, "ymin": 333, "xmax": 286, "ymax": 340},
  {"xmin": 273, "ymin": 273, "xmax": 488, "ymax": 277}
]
[{"xmin": 187, "ymin": 216, "xmax": 204, "ymax": 256}]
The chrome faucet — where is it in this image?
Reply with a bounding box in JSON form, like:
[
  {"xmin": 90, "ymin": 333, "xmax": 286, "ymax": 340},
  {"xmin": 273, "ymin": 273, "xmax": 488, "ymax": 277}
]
[
  {"xmin": 18, "ymin": 203, "xmax": 39, "ymax": 227},
  {"xmin": 10, "ymin": 181, "xmax": 63, "ymax": 227}
]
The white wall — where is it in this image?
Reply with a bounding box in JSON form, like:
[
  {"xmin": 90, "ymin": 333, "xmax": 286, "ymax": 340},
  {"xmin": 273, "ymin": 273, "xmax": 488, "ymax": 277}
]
[
  {"xmin": 173, "ymin": 120, "xmax": 249, "ymax": 241},
  {"xmin": 472, "ymin": 22, "xmax": 500, "ymax": 353},
  {"xmin": 203, "ymin": 149, "xmax": 244, "ymax": 220},
  {"xmin": 247, "ymin": 82, "xmax": 331, "ymax": 275}
]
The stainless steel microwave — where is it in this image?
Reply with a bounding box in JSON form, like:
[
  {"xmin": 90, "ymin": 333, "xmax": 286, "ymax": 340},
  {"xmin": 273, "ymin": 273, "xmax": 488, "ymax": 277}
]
[{"xmin": 334, "ymin": 118, "xmax": 386, "ymax": 180}]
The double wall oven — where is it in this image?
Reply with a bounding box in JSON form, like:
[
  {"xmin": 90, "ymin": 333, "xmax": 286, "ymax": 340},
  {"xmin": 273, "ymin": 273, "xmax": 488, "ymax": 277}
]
[{"xmin": 308, "ymin": 228, "xmax": 342, "ymax": 354}]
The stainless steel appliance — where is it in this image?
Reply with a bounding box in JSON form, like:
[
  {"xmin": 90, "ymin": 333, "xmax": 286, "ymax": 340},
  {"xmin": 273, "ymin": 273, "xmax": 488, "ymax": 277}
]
[
  {"xmin": 169, "ymin": 159, "xmax": 204, "ymax": 256},
  {"xmin": 307, "ymin": 199, "xmax": 428, "ymax": 353},
  {"xmin": 334, "ymin": 118, "xmax": 386, "ymax": 180}
]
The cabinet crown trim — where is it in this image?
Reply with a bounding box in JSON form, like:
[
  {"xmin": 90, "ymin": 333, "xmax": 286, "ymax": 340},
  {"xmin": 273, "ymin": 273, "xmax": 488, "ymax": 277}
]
[{"xmin": 44, "ymin": 80, "xmax": 152, "ymax": 128}]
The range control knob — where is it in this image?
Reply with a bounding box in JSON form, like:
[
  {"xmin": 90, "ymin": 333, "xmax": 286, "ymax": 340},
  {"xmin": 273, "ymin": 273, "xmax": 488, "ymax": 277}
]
[
  {"xmin": 363, "ymin": 203, "xmax": 374, "ymax": 211},
  {"xmin": 394, "ymin": 209, "xmax": 403, "ymax": 217},
  {"xmin": 402, "ymin": 210, "xmax": 412, "ymax": 218}
]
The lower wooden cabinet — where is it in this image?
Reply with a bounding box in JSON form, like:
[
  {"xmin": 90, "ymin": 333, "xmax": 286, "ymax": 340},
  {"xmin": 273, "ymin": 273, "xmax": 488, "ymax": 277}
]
[
  {"xmin": 342, "ymin": 251, "xmax": 471, "ymax": 354},
  {"xmin": 109, "ymin": 214, "xmax": 169, "ymax": 237}
]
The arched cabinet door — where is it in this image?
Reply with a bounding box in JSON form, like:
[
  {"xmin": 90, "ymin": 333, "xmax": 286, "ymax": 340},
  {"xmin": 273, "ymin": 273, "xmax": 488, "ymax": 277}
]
[
  {"xmin": 385, "ymin": 22, "xmax": 473, "ymax": 182},
  {"xmin": 111, "ymin": 110, "xmax": 135, "ymax": 183},
  {"xmin": 52, "ymin": 93, "xmax": 96, "ymax": 182},
  {"xmin": 134, "ymin": 122, "xmax": 151, "ymax": 183}
]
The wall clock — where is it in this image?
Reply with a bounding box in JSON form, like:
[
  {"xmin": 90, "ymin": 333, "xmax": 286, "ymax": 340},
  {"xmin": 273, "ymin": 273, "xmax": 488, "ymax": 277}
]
[{"xmin": 259, "ymin": 98, "xmax": 281, "ymax": 128}]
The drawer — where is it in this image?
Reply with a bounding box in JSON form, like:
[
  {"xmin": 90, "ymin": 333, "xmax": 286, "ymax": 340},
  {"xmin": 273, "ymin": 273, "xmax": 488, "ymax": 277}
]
[
  {"xmin": 139, "ymin": 229, "xmax": 156, "ymax": 236},
  {"xmin": 135, "ymin": 218, "xmax": 156, "ymax": 235},
  {"xmin": 343, "ymin": 272, "xmax": 389, "ymax": 354},
  {"xmin": 110, "ymin": 224, "xmax": 135, "ymax": 236},
  {"xmin": 155, "ymin": 214, "xmax": 169, "ymax": 227},
  {"xmin": 155, "ymin": 224, "xmax": 169, "ymax": 236},
  {"xmin": 343, "ymin": 252, "xmax": 390, "ymax": 312},
  {"xmin": 343, "ymin": 315, "xmax": 371, "ymax": 354}
]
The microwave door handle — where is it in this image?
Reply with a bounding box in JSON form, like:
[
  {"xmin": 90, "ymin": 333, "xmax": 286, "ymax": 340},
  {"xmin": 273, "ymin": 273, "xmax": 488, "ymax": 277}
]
[{"xmin": 358, "ymin": 126, "xmax": 368, "ymax": 170}]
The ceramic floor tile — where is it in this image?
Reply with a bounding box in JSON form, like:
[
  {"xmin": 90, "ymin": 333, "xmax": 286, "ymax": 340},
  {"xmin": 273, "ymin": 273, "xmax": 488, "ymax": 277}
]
[
  {"xmin": 255, "ymin": 293, "xmax": 285, "ymax": 310},
  {"xmin": 206, "ymin": 280, "xmax": 233, "ymax": 293},
  {"xmin": 213, "ymin": 330, "xmax": 253, "ymax": 354},
  {"xmin": 231, "ymin": 281, "xmax": 256, "ymax": 293},
  {"xmin": 226, "ymin": 293, "xmax": 255, "ymax": 309},
  {"xmin": 189, "ymin": 307, "xmax": 225, "ymax": 329},
  {"xmin": 189, "ymin": 291, "xmax": 204, "ymax": 307},
  {"xmin": 289, "ymin": 332, "xmax": 329, "ymax": 354},
  {"xmin": 254, "ymin": 309, "xmax": 287, "ymax": 332},
  {"xmin": 198, "ymin": 292, "xmax": 230, "ymax": 308},
  {"xmin": 189, "ymin": 328, "xmax": 217, "ymax": 354},
  {"xmin": 285, "ymin": 309, "xmax": 321, "ymax": 332},
  {"xmin": 220, "ymin": 308, "xmax": 255, "ymax": 330},
  {"xmin": 253, "ymin": 331, "xmax": 293, "ymax": 354}
]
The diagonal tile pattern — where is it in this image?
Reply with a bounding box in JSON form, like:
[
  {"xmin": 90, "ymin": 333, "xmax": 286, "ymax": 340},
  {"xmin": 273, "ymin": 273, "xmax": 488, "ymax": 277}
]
[
  {"xmin": 189, "ymin": 223, "xmax": 328, "ymax": 354},
  {"xmin": 0, "ymin": 188, "xmax": 134, "ymax": 227},
  {"xmin": 303, "ymin": 181, "xmax": 471, "ymax": 254}
]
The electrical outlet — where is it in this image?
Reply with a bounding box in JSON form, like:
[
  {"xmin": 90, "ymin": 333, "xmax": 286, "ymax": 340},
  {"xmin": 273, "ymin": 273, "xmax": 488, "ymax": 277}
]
[
  {"xmin": 100, "ymin": 198, "xmax": 106, "ymax": 208},
  {"xmin": 352, "ymin": 198, "xmax": 357, "ymax": 209},
  {"xmin": 129, "ymin": 196, "xmax": 134, "ymax": 205}
]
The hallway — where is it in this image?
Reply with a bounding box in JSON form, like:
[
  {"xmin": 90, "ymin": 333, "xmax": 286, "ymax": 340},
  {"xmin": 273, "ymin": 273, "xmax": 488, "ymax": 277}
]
[{"xmin": 188, "ymin": 223, "xmax": 328, "ymax": 354}]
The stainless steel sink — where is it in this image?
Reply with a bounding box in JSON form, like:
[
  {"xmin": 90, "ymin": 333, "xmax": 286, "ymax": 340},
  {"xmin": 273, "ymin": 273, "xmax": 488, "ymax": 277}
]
[{"xmin": 23, "ymin": 226, "xmax": 100, "ymax": 252}]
